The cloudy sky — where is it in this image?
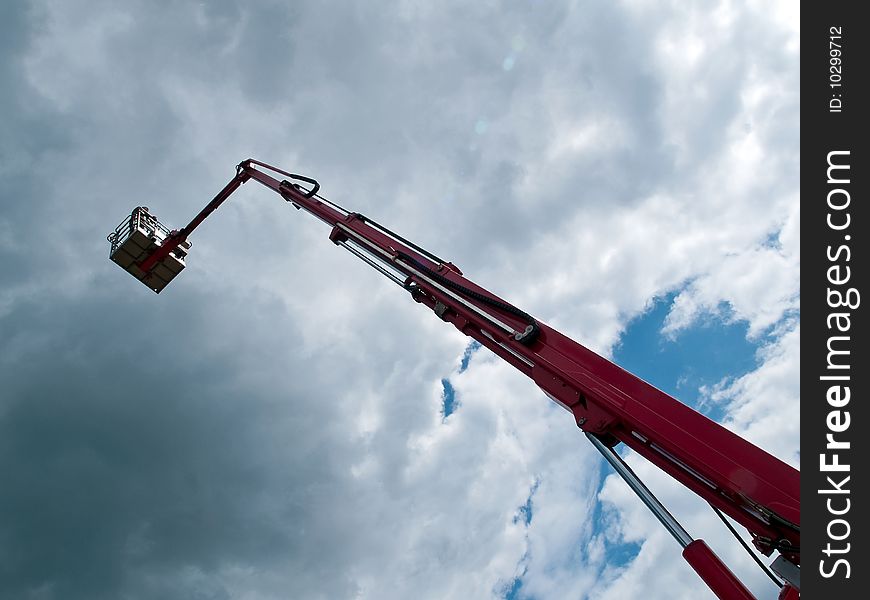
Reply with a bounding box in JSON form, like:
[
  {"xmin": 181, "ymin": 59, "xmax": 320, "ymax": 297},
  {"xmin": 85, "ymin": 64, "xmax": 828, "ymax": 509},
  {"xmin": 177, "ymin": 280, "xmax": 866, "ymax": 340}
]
[{"xmin": 1, "ymin": 1, "xmax": 799, "ymax": 599}]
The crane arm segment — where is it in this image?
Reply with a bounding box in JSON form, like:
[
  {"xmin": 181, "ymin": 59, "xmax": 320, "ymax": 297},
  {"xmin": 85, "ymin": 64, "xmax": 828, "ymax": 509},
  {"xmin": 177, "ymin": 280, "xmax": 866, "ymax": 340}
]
[{"xmin": 124, "ymin": 160, "xmax": 800, "ymax": 599}]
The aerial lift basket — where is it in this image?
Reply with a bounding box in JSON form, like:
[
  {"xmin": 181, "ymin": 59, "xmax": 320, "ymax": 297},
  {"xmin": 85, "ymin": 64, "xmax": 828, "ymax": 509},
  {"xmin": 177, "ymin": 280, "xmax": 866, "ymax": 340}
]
[{"xmin": 107, "ymin": 207, "xmax": 189, "ymax": 293}]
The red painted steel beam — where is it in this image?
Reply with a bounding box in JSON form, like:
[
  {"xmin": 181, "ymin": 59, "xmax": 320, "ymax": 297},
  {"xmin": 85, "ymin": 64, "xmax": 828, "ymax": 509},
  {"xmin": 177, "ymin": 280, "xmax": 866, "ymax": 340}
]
[
  {"xmin": 683, "ymin": 540, "xmax": 757, "ymax": 600},
  {"xmin": 261, "ymin": 160, "xmax": 798, "ymax": 557}
]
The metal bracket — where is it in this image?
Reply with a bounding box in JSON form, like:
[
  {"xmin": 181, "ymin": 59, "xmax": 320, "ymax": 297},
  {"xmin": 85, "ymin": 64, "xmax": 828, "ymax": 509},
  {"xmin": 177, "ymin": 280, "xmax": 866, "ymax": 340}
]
[
  {"xmin": 771, "ymin": 556, "xmax": 800, "ymax": 591},
  {"xmin": 434, "ymin": 301, "xmax": 450, "ymax": 320}
]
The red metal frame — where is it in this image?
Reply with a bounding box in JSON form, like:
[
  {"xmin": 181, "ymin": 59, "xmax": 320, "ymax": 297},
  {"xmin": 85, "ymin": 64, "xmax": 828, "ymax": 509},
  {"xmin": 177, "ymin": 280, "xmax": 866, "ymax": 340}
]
[{"xmin": 133, "ymin": 160, "xmax": 800, "ymax": 599}]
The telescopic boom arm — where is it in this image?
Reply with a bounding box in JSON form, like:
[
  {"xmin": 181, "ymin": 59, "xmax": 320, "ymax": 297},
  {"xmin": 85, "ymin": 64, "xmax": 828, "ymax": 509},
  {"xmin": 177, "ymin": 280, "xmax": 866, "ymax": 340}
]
[{"xmin": 116, "ymin": 160, "xmax": 800, "ymax": 600}]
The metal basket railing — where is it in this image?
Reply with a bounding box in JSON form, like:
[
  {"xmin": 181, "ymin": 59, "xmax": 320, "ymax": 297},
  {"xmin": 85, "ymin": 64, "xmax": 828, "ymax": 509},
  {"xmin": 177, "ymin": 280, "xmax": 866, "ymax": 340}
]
[{"xmin": 107, "ymin": 207, "xmax": 172, "ymax": 257}]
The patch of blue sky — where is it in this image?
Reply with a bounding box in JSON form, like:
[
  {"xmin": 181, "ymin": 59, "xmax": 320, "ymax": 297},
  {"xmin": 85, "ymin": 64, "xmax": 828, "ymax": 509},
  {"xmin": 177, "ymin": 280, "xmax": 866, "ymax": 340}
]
[
  {"xmin": 588, "ymin": 479, "xmax": 641, "ymax": 568},
  {"xmin": 459, "ymin": 340, "xmax": 481, "ymax": 373},
  {"xmin": 441, "ymin": 378, "xmax": 457, "ymax": 419},
  {"xmin": 605, "ymin": 538, "xmax": 642, "ymax": 568},
  {"xmin": 611, "ymin": 292, "xmax": 762, "ymax": 420},
  {"xmin": 761, "ymin": 229, "xmax": 783, "ymax": 250},
  {"xmin": 513, "ymin": 479, "xmax": 540, "ymax": 526},
  {"xmin": 503, "ymin": 575, "xmax": 525, "ymax": 600},
  {"xmin": 591, "ymin": 291, "xmax": 769, "ymax": 570},
  {"xmin": 499, "ymin": 481, "xmax": 540, "ymax": 599},
  {"xmin": 439, "ymin": 342, "xmax": 480, "ymax": 422}
]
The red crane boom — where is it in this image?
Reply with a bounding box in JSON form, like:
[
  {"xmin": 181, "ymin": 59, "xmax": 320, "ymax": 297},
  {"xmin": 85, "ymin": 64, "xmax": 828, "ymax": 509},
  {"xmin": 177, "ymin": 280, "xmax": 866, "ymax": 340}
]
[{"xmin": 107, "ymin": 160, "xmax": 800, "ymax": 599}]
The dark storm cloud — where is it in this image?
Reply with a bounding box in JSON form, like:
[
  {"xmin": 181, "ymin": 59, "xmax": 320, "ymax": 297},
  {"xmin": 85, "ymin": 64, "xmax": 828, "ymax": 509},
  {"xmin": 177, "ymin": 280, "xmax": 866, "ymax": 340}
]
[
  {"xmin": 0, "ymin": 3, "xmax": 398, "ymax": 584},
  {"xmin": 1, "ymin": 283, "xmax": 347, "ymax": 598},
  {"xmin": 0, "ymin": 4, "xmax": 75, "ymax": 288},
  {"xmin": 1, "ymin": 261, "xmax": 460, "ymax": 598}
]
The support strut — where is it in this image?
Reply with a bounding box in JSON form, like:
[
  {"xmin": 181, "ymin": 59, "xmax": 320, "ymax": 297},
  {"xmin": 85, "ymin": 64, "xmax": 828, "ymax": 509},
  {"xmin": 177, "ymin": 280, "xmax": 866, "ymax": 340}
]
[{"xmin": 587, "ymin": 433, "xmax": 756, "ymax": 600}]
